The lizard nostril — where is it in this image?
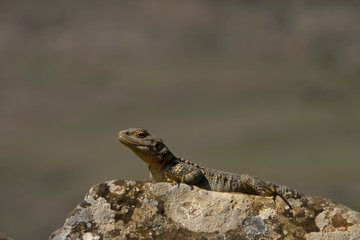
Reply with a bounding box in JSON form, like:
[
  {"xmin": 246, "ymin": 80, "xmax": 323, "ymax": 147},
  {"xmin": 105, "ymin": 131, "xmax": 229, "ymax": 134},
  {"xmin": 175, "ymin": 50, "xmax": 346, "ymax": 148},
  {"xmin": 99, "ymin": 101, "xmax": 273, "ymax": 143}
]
[{"xmin": 123, "ymin": 131, "xmax": 131, "ymax": 135}]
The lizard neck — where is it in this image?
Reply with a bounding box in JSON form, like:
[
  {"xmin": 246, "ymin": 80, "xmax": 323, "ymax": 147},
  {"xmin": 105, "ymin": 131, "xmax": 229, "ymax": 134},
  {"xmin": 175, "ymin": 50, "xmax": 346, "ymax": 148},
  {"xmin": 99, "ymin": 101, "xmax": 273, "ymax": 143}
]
[
  {"xmin": 159, "ymin": 146, "xmax": 176, "ymax": 162},
  {"xmin": 148, "ymin": 146, "xmax": 177, "ymax": 181},
  {"xmin": 135, "ymin": 143, "xmax": 176, "ymax": 168}
]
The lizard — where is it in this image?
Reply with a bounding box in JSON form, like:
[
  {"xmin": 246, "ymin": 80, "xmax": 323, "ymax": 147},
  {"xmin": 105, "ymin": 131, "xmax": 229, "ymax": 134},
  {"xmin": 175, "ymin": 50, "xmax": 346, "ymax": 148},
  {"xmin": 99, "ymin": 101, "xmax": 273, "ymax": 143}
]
[{"xmin": 118, "ymin": 128, "xmax": 303, "ymax": 208}]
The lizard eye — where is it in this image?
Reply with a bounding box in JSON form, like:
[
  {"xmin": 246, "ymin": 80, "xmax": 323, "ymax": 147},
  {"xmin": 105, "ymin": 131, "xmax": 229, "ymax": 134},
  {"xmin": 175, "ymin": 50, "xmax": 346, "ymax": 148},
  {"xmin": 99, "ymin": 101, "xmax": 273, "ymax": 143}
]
[{"xmin": 136, "ymin": 130, "xmax": 147, "ymax": 138}]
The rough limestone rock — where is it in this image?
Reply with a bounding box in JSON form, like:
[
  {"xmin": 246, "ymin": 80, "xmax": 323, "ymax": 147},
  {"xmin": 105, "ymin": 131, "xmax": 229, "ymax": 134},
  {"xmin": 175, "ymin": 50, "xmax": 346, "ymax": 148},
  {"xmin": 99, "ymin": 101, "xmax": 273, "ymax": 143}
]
[{"xmin": 50, "ymin": 180, "xmax": 360, "ymax": 240}]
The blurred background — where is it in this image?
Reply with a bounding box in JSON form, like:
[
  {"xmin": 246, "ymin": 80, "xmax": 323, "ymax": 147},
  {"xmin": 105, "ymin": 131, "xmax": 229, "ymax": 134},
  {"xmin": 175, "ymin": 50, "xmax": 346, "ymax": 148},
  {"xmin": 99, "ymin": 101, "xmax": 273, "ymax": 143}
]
[{"xmin": 1, "ymin": 1, "xmax": 360, "ymax": 239}]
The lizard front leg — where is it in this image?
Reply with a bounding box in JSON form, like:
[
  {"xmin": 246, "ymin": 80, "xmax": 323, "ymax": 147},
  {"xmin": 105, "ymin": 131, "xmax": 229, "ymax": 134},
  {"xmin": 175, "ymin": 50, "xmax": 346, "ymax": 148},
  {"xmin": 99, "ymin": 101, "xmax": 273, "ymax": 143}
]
[{"xmin": 164, "ymin": 168, "xmax": 204, "ymax": 185}]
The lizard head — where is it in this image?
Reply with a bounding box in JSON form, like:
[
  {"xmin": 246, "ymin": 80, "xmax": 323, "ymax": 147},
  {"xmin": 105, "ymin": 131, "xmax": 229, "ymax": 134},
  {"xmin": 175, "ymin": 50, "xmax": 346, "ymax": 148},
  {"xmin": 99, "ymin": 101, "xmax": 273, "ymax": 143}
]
[{"xmin": 118, "ymin": 128, "xmax": 171, "ymax": 165}]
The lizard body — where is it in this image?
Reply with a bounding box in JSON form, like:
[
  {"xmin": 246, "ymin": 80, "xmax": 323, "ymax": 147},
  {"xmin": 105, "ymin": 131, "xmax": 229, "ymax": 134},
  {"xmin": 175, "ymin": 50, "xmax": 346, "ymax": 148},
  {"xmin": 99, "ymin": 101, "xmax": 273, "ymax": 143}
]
[{"xmin": 118, "ymin": 128, "xmax": 303, "ymax": 207}]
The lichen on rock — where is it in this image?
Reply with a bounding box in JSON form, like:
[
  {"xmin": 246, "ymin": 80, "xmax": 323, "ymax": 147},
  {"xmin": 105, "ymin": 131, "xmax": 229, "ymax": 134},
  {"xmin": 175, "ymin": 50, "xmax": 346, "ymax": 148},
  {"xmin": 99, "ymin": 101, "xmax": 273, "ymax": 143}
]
[{"xmin": 50, "ymin": 180, "xmax": 360, "ymax": 240}]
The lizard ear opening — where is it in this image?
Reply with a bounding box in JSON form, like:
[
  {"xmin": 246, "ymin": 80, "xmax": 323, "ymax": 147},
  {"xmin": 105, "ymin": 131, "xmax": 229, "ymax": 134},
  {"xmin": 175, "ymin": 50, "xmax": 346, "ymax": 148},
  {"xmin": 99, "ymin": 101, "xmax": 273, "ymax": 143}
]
[{"xmin": 154, "ymin": 140, "xmax": 163, "ymax": 150}]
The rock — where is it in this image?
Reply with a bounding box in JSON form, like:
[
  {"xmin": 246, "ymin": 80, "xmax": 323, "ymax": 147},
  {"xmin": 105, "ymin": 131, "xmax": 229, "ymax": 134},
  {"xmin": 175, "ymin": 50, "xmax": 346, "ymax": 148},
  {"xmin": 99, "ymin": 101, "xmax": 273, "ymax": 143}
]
[
  {"xmin": 50, "ymin": 180, "xmax": 360, "ymax": 240},
  {"xmin": 0, "ymin": 232, "xmax": 14, "ymax": 240}
]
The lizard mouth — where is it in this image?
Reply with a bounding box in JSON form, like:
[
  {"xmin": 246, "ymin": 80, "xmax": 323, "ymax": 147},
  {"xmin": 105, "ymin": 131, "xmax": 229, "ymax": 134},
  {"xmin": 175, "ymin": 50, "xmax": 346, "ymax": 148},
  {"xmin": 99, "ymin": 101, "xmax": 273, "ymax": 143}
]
[{"xmin": 118, "ymin": 135, "xmax": 142, "ymax": 147}]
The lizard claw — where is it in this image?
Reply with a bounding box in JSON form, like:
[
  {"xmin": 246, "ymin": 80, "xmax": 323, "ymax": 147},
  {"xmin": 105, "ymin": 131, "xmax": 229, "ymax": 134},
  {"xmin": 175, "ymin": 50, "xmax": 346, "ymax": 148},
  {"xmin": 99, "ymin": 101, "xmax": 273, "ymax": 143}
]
[{"xmin": 163, "ymin": 172, "xmax": 170, "ymax": 181}]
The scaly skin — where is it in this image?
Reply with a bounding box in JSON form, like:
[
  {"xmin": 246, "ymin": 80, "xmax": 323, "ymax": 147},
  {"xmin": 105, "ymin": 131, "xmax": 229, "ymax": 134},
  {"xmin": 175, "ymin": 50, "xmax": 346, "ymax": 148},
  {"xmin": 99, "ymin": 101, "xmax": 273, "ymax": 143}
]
[{"xmin": 118, "ymin": 128, "xmax": 303, "ymax": 208}]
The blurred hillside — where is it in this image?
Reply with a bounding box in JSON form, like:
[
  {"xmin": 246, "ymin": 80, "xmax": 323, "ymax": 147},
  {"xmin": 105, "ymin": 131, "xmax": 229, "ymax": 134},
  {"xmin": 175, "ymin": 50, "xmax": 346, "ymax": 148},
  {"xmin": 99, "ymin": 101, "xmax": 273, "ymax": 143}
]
[{"xmin": 0, "ymin": 1, "xmax": 360, "ymax": 239}]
